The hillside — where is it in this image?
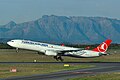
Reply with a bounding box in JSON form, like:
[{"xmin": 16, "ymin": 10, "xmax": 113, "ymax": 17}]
[{"xmin": 0, "ymin": 15, "xmax": 120, "ymax": 44}]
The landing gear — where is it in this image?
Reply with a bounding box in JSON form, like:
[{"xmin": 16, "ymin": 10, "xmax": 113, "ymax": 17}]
[
  {"xmin": 16, "ymin": 48, "xmax": 19, "ymax": 52},
  {"xmin": 37, "ymin": 52, "xmax": 41, "ymax": 55},
  {"xmin": 54, "ymin": 56, "xmax": 64, "ymax": 61}
]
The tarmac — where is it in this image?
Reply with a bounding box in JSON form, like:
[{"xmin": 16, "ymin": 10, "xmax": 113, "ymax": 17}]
[{"xmin": 2, "ymin": 62, "xmax": 120, "ymax": 80}]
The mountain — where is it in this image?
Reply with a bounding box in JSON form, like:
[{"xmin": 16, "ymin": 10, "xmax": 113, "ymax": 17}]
[{"xmin": 0, "ymin": 15, "xmax": 120, "ymax": 44}]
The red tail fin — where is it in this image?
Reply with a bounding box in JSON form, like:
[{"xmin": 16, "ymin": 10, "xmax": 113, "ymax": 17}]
[{"xmin": 92, "ymin": 39, "xmax": 112, "ymax": 53}]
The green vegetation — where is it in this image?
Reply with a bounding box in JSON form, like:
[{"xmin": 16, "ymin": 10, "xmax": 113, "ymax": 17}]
[
  {"xmin": 0, "ymin": 64, "xmax": 94, "ymax": 78},
  {"xmin": 0, "ymin": 49, "xmax": 120, "ymax": 62},
  {"xmin": 0, "ymin": 44, "xmax": 119, "ymax": 79},
  {"xmin": 69, "ymin": 72, "xmax": 120, "ymax": 80},
  {"xmin": 0, "ymin": 43, "xmax": 13, "ymax": 49}
]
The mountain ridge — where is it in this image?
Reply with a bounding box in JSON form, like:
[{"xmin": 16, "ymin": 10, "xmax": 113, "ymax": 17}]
[{"xmin": 0, "ymin": 15, "xmax": 120, "ymax": 44}]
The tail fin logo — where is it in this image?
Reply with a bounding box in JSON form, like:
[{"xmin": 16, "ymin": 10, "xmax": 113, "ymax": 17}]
[
  {"xmin": 92, "ymin": 39, "xmax": 112, "ymax": 53},
  {"xmin": 97, "ymin": 42, "xmax": 108, "ymax": 52}
]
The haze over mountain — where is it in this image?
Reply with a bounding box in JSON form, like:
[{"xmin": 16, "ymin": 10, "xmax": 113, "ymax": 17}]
[{"xmin": 0, "ymin": 15, "xmax": 120, "ymax": 44}]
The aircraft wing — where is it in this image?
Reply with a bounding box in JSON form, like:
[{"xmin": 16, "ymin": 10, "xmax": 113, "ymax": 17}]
[{"xmin": 56, "ymin": 48, "xmax": 83, "ymax": 53}]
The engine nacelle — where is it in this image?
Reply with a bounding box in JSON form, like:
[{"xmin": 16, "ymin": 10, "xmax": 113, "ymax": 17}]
[{"xmin": 45, "ymin": 51, "xmax": 57, "ymax": 56}]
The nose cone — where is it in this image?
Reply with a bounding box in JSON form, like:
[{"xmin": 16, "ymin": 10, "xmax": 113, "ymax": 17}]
[
  {"xmin": 7, "ymin": 41, "xmax": 11, "ymax": 46},
  {"xmin": 7, "ymin": 40, "xmax": 16, "ymax": 47}
]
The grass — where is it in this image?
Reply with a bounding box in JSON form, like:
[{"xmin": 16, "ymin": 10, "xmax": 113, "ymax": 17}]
[
  {"xmin": 0, "ymin": 64, "xmax": 94, "ymax": 78},
  {"xmin": 69, "ymin": 72, "xmax": 120, "ymax": 80},
  {"xmin": 0, "ymin": 49, "xmax": 120, "ymax": 62},
  {"xmin": 0, "ymin": 49, "xmax": 119, "ymax": 78}
]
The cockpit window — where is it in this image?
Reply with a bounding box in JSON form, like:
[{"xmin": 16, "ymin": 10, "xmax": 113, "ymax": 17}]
[{"xmin": 11, "ymin": 41, "xmax": 14, "ymax": 42}]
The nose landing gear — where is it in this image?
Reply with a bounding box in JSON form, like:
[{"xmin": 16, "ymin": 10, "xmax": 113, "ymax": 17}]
[{"xmin": 16, "ymin": 48, "xmax": 19, "ymax": 52}]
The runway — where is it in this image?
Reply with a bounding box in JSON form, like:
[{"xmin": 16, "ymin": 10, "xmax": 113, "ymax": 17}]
[{"xmin": 3, "ymin": 62, "xmax": 120, "ymax": 80}]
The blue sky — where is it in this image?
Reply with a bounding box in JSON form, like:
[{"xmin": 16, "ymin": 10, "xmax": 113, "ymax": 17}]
[{"xmin": 0, "ymin": 0, "xmax": 120, "ymax": 25}]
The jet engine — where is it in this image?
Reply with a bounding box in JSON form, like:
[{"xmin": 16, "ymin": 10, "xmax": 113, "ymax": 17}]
[{"xmin": 45, "ymin": 51, "xmax": 57, "ymax": 56}]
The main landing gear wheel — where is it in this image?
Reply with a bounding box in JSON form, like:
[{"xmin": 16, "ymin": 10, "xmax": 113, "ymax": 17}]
[{"xmin": 54, "ymin": 56, "xmax": 64, "ymax": 61}]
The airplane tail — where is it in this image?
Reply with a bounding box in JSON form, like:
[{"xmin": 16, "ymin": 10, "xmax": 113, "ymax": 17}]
[{"xmin": 92, "ymin": 39, "xmax": 112, "ymax": 53}]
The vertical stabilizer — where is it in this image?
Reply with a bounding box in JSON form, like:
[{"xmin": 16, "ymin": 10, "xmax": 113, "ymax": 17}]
[{"xmin": 92, "ymin": 39, "xmax": 112, "ymax": 53}]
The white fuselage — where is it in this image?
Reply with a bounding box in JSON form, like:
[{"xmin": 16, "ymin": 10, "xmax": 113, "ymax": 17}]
[{"xmin": 7, "ymin": 40, "xmax": 101, "ymax": 58}]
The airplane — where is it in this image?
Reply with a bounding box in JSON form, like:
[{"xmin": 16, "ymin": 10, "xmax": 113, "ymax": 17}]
[{"xmin": 7, "ymin": 39, "xmax": 112, "ymax": 61}]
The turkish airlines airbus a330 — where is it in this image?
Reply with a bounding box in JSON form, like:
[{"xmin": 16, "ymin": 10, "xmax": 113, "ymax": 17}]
[{"xmin": 7, "ymin": 39, "xmax": 112, "ymax": 61}]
